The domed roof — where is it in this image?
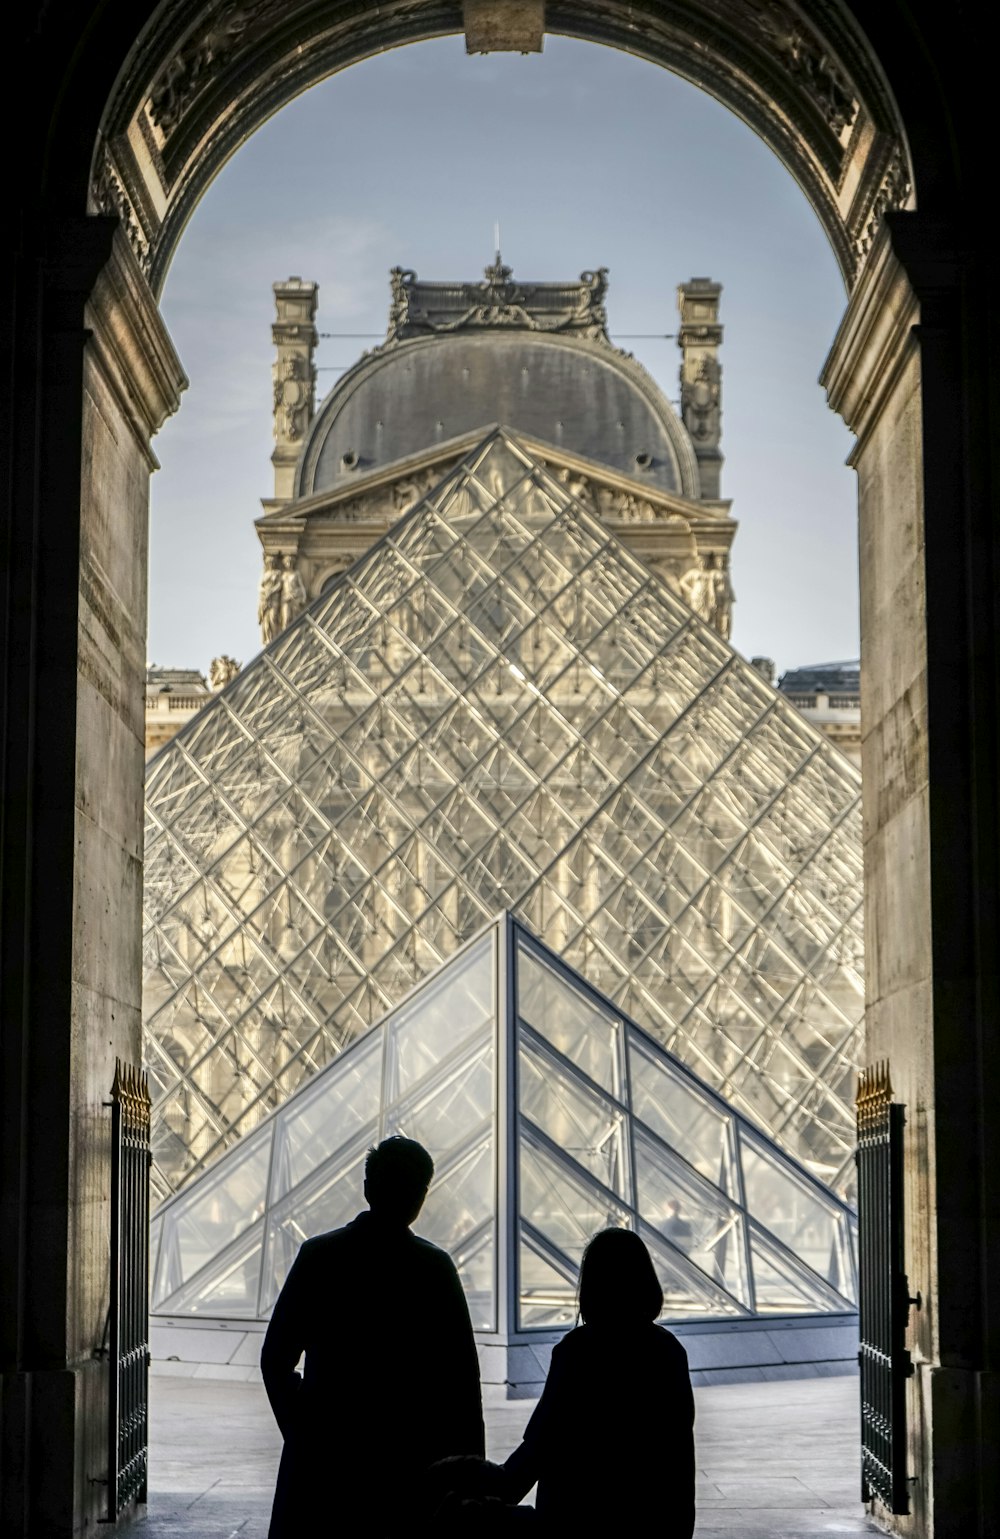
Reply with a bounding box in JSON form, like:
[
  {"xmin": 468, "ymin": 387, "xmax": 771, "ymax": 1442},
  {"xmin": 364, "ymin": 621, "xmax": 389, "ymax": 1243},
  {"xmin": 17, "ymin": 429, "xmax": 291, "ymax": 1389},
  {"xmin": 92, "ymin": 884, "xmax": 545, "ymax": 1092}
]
[{"xmin": 295, "ymin": 263, "xmax": 702, "ymax": 501}]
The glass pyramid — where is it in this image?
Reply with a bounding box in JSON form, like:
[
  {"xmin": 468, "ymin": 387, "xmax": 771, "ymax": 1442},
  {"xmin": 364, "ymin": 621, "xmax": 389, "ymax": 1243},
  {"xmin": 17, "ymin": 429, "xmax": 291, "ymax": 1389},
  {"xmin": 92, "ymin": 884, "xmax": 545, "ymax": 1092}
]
[
  {"xmin": 148, "ymin": 914, "xmax": 858, "ymax": 1330},
  {"xmin": 143, "ymin": 430, "xmax": 864, "ymax": 1206}
]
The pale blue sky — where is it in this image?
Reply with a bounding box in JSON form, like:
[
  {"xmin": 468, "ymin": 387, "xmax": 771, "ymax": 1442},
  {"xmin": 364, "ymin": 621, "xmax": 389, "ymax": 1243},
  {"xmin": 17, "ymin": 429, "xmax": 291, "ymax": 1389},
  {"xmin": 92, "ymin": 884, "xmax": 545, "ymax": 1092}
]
[{"xmin": 149, "ymin": 35, "xmax": 858, "ymax": 679}]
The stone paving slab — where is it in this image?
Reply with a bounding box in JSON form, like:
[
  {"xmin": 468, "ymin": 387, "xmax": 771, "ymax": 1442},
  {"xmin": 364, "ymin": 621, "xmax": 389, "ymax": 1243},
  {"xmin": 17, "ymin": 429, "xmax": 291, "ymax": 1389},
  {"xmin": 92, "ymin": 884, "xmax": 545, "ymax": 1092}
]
[{"xmin": 129, "ymin": 1373, "xmax": 879, "ymax": 1537}]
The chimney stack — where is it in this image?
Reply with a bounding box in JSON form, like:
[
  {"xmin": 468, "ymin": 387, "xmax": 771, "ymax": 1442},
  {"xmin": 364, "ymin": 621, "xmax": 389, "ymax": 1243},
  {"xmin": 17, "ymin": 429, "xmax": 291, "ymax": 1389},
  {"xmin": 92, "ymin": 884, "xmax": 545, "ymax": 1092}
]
[
  {"xmin": 271, "ymin": 277, "xmax": 318, "ymax": 500},
  {"xmin": 677, "ymin": 278, "xmax": 723, "ymax": 500}
]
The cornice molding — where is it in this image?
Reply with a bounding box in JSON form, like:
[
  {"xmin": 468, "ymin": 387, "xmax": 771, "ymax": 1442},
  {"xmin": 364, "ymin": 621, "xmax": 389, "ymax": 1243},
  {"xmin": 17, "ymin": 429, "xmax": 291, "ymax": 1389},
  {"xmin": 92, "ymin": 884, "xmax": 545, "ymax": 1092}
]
[
  {"xmin": 820, "ymin": 218, "xmax": 918, "ymax": 455},
  {"xmin": 84, "ymin": 228, "xmax": 188, "ymax": 462},
  {"xmin": 263, "ymin": 426, "xmax": 733, "ymax": 533}
]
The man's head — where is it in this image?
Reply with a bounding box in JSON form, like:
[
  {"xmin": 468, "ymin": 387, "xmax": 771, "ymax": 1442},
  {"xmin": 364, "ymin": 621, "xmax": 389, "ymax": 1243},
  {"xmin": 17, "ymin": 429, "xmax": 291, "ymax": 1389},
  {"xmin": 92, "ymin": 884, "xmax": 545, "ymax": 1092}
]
[{"xmin": 364, "ymin": 1135, "xmax": 434, "ymax": 1226}]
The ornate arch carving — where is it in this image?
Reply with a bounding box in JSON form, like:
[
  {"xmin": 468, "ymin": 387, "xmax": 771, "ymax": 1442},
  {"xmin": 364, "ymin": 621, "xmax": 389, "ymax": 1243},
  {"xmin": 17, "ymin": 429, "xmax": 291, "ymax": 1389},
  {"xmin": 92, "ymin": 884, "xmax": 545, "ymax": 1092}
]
[{"xmin": 92, "ymin": 0, "xmax": 910, "ymax": 294}]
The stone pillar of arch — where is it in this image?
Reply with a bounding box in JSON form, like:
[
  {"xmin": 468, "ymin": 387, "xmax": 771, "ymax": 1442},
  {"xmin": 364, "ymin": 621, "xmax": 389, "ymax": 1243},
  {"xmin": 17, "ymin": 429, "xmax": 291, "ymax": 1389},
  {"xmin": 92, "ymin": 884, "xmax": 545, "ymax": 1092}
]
[
  {"xmin": 0, "ymin": 222, "xmax": 186, "ymax": 1535},
  {"xmin": 822, "ymin": 211, "xmax": 999, "ymax": 1539}
]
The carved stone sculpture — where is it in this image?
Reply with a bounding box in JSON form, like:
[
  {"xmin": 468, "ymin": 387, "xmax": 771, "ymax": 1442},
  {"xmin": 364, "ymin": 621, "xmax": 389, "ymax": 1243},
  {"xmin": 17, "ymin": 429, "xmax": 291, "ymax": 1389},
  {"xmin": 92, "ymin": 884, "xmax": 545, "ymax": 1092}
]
[
  {"xmin": 209, "ymin": 655, "xmax": 242, "ymax": 689},
  {"xmin": 709, "ymin": 563, "xmax": 735, "ymax": 640},
  {"xmin": 258, "ymin": 553, "xmax": 282, "ymax": 643},
  {"xmin": 555, "ymin": 466, "xmax": 594, "ymax": 507},
  {"xmin": 382, "ymin": 264, "xmax": 614, "ymax": 346},
  {"xmin": 273, "ymin": 356, "xmax": 310, "ymax": 443},
  {"xmin": 387, "ymin": 267, "xmax": 418, "ymax": 337},
  {"xmin": 681, "ymin": 357, "xmax": 721, "ymax": 446},
  {"xmin": 679, "ymin": 562, "xmax": 715, "ymax": 622},
  {"xmin": 391, "ymin": 466, "xmax": 445, "ymax": 517},
  {"xmin": 279, "ymin": 554, "xmax": 308, "ymax": 631}
]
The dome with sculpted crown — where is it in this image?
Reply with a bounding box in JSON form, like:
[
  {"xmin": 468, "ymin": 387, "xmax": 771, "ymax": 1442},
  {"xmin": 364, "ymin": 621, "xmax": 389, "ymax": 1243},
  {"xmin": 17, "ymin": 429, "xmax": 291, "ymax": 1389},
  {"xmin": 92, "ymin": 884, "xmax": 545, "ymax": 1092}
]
[{"xmin": 295, "ymin": 260, "xmax": 702, "ymax": 501}]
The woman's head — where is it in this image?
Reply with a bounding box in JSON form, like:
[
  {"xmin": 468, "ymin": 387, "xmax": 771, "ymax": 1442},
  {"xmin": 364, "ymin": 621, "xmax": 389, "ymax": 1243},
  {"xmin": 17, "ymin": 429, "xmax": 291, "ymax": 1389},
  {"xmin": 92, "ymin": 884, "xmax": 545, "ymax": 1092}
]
[{"xmin": 578, "ymin": 1227, "xmax": 664, "ymax": 1327}]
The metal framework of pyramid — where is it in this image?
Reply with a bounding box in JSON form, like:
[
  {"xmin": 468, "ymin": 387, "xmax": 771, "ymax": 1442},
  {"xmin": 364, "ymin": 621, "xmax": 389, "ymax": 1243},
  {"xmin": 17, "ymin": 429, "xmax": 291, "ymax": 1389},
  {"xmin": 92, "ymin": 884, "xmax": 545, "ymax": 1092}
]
[
  {"xmin": 149, "ymin": 914, "xmax": 858, "ymax": 1330},
  {"xmin": 143, "ymin": 430, "xmax": 863, "ymax": 1207}
]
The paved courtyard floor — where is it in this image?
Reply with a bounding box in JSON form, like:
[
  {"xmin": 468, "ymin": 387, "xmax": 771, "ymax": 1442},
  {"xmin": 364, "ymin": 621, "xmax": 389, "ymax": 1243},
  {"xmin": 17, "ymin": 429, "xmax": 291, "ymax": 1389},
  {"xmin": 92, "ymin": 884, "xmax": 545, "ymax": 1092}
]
[{"xmin": 132, "ymin": 1372, "xmax": 879, "ymax": 1537}]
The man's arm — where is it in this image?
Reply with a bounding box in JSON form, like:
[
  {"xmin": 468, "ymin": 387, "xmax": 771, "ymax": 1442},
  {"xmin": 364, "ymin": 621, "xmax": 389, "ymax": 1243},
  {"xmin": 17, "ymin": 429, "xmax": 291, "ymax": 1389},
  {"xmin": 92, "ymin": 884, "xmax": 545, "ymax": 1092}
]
[
  {"xmin": 260, "ymin": 1245, "xmax": 310, "ymax": 1440},
  {"xmin": 436, "ymin": 1254, "xmax": 486, "ymax": 1457}
]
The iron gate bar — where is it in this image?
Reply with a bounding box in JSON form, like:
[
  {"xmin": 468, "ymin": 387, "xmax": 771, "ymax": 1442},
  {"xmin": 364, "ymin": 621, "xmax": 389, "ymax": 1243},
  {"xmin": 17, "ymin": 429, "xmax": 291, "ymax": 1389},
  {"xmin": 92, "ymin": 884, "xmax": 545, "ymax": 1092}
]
[
  {"xmin": 108, "ymin": 1060, "xmax": 152, "ymax": 1521},
  {"xmin": 856, "ymin": 1062, "xmax": 912, "ymax": 1514}
]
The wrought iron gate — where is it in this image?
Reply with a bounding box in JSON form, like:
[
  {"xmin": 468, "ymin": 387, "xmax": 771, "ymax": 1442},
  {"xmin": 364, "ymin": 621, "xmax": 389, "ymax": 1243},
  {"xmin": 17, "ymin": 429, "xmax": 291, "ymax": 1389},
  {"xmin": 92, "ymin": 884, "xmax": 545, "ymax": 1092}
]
[
  {"xmin": 107, "ymin": 1060, "xmax": 151, "ymax": 1521},
  {"xmin": 856, "ymin": 1062, "xmax": 913, "ymax": 1513}
]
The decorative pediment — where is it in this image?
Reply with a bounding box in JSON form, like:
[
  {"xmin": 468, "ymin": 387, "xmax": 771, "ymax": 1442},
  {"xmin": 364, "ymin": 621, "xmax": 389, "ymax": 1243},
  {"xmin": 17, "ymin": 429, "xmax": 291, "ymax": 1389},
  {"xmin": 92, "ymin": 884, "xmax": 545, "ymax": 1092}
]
[{"xmin": 383, "ymin": 262, "xmax": 612, "ymax": 346}]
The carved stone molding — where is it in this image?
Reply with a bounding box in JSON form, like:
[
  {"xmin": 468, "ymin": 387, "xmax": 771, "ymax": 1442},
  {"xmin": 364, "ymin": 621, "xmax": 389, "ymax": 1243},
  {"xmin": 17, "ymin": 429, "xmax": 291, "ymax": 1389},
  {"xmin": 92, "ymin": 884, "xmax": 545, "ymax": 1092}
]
[
  {"xmin": 84, "ymin": 227, "xmax": 188, "ymax": 461},
  {"xmin": 463, "ymin": 0, "xmax": 545, "ymax": 54},
  {"xmin": 147, "ymin": 0, "xmax": 274, "ymax": 140},
  {"xmin": 98, "ymin": 2, "xmax": 907, "ymax": 293},
  {"xmin": 681, "ymin": 357, "xmax": 721, "ymax": 447},
  {"xmin": 91, "ymin": 149, "xmax": 153, "ymax": 278},
  {"xmin": 383, "ymin": 262, "xmax": 612, "ymax": 345},
  {"xmin": 852, "ymin": 145, "xmax": 911, "ymax": 268},
  {"xmin": 741, "ymin": 0, "xmax": 858, "ymax": 137},
  {"xmin": 260, "ymin": 437, "xmax": 735, "ymax": 636},
  {"xmin": 273, "ymin": 356, "xmax": 311, "ymax": 442},
  {"xmin": 820, "ymin": 219, "xmax": 919, "ymax": 454}
]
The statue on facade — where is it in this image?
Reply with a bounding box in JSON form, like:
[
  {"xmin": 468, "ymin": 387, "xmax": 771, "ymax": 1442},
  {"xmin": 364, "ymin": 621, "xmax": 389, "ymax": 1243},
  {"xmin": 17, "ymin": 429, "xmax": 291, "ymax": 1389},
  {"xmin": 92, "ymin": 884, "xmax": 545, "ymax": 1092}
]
[
  {"xmin": 709, "ymin": 561, "xmax": 735, "ymax": 640},
  {"xmin": 679, "ymin": 562, "xmax": 715, "ymax": 622},
  {"xmin": 555, "ymin": 466, "xmax": 593, "ymax": 507},
  {"xmin": 280, "ymin": 554, "xmax": 308, "ymax": 631},
  {"xmin": 258, "ymin": 553, "xmax": 282, "ymax": 643},
  {"xmin": 386, "ymin": 267, "xmax": 417, "ymax": 340},
  {"xmin": 681, "ymin": 357, "xmax": 721, "ymax": 446},
  {"xmin": 209, "ymin": 655, "xmax": 241, "ymax": 690}
]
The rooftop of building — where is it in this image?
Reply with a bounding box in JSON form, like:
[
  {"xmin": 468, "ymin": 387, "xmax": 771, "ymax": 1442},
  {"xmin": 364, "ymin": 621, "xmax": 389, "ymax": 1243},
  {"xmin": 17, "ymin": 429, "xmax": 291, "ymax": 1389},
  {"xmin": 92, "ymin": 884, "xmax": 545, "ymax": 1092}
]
[
  {"xmin": 778, "ymin": 661, "xmax": 860, "ymax": 696},
  {"xmin": 146, "ymin": 667, "xmax": 209, "ymax": 693},
  {"xmin": 294, "ymin": 262, "xmax": 709, "ymax": 504}
]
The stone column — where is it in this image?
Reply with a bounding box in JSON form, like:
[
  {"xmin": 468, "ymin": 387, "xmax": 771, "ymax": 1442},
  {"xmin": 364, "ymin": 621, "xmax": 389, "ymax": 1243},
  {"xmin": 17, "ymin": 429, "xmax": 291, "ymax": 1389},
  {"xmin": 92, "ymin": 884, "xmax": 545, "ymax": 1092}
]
[
  {"xmin": 271, "ymin": 277, "xmax": 318, "ymax": 500},
  {"xmin": 822, "ymin": 214, "xmax": 999, "ymax": 1539},
  {"xmin": 0, "ymin": 219, "xmax": 185, "ymax": 1536},
  {"xmin": 677, "ymin": 278, "xmax": 723, "ymax": 499}
]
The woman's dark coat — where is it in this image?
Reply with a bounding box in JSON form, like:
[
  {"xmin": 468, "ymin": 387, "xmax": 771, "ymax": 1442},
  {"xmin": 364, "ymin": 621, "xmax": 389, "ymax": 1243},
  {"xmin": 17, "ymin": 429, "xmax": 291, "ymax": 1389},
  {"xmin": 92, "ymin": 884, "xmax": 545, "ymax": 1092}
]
[
  {"xmin": 503, "ymin": 1322, "xmax": 695, "ymax": 1535},
  {"xmin": 261, "ymin": 1210, "xmax": 485, "ymax": 1537}
]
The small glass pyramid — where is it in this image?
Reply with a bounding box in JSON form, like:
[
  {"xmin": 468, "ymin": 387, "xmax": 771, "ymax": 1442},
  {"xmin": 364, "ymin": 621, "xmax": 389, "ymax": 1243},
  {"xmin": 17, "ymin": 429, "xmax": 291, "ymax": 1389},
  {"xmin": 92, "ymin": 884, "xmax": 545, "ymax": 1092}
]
[
  {"xmin": 143, "ymin": 430, "xmax": 863, "ymax": 1204},
  {"xmin": 149, "ymin": 913, "xmax": 858, "ymax": 1331}
]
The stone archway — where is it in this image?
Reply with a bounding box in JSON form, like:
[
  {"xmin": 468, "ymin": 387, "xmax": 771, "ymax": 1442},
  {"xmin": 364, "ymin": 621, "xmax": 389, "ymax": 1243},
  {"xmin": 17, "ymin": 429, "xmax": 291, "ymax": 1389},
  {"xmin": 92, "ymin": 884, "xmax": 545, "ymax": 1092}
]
[
  {"xmin": 91, "ymin": 2, "xmax": 910, "ymax": 292},
  {"xmin": 2, "ymin": 6, "xmax": 995, "ymax": 1538}
]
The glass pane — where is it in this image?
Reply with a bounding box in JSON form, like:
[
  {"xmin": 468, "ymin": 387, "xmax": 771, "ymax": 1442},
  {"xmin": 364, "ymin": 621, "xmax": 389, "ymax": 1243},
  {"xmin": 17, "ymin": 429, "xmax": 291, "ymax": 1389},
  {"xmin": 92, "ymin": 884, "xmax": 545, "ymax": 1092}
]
[
  {"xmin": 273, "ymin": 1030, "xmax": 382, "ymax": 1201},
  {"xmin": 642, "ymin": 1225, "xmax": 744, "ymax": 1320},
  {"xmin": 260, "ymin": 1142, "xmax": 370, "ymax": 1313},
  {"xmin": 417, "ymin": 1140, "xmax": 495, "ymax": 1331},
  {"xmin": 519, "ymin": 1133, "xmax": 630, "ymax": 1277},
  {"xmin": 519, "ymin": 1229, "xmax": 579, "ymax": 1328},
  {"xmin": 628, "ymin": 1032, "xmax": 738, "ymax": 1194},
  {"xmin": 453, "ymin": 1223, "xmax": 495, "ymax": 1332},
  {"xmin": 384, "ymin": 933, "xmax": 494, "ymax": 1103},
  {"xmin": 634, "ymin": 1131, "xmax": 749, "ymax": 1306},
  {"xmin": 748, "ymin": 1225, "xmax": 846, "ymax": 1314},
  {"xmin": 158, "ymin": 1219, "xmax": 265, "ymax": 1318},
  {"xmin": 740, "ymin": 1133, "xmax": 844, "ymax": 1283},
  {"xmin": 516, "ymin": 942, "xmax": 625, "ymax": 1095},
  {"xmin": 519, "ymin": 1038, "xmax": 630, "ymax": 1200},
  {"xmin": 386, "ymin": 1037, "xmax": 494, "ymax": 1156},
  {"xmin": 156, "ymin": 1128, "xmax": 272, "ymax": 1298}
]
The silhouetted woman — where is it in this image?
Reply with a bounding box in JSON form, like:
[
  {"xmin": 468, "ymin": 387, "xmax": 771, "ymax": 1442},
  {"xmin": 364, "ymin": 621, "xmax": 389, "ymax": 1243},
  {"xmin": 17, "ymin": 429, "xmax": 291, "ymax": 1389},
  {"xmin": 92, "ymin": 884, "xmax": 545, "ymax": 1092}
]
[{"xmin": 503, "ymin": 1228, "xmax": 695, "ymax": 1535}]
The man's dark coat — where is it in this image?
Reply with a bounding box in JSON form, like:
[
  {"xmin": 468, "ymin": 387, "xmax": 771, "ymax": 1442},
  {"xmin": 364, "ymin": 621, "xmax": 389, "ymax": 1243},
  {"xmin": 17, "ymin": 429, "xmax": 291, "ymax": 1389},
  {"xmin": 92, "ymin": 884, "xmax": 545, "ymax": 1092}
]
[{"xmin": 261, "ymin": 1210, "xmax": 485, "ymax": 1537}]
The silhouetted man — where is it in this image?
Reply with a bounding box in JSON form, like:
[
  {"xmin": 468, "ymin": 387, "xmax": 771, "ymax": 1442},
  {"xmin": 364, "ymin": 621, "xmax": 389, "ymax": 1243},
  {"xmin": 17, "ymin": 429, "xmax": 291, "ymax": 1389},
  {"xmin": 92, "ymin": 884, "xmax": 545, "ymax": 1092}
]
[{"xmin": 262, "ymin": 1136, "xmax": 485, "ymax": 1537}]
